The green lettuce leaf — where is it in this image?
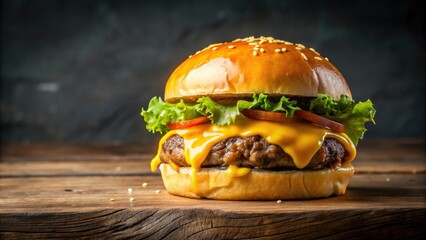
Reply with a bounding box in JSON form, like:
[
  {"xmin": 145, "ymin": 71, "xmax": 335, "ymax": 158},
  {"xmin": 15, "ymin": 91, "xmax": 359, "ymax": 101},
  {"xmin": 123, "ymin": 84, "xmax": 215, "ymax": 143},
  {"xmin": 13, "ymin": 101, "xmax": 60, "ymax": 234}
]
[
  {"xmin": 195, "ymin": 97, "xmax": 240, "ymax": 126},
  {"xmin": 195, "ymin": 93, "xmax": 300, "ymax": 125},
  {"xmin": 309, "ymin": 94, "xmax": 376, "ymax": 145},
  {"xmin": 141, "ymin": 97, "xmax": 201, "ymax": 134},
  {"xmin": 262, "ymin": 96, "xmax": 300, "ymax": 116},
  {"xmin": 141, "ymin": 93, "xmax": 375, "ymax": 146},
  {"xmin": 141, "ymin": 93, "xmax": 300, "ymax": 132}
]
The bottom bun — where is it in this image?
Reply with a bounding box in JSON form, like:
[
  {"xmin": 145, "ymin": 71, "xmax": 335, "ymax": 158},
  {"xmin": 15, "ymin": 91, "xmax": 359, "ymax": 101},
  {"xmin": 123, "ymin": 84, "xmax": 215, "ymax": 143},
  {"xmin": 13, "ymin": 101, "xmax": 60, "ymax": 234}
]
[{"xmin": 159, "ymin": 163, "xmax": 355, "ymax": 200}]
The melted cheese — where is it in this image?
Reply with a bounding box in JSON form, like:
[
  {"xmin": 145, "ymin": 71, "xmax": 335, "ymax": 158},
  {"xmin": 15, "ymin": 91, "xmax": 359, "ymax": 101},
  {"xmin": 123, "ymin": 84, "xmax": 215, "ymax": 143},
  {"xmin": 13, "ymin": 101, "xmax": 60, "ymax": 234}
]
[
  {"xmin": 151, "ymin": 118, "xmax": 356, "ymax": 194},
  {"xmin": 226, "ymin": 164, "xmax": 251, "ymax": 177}
]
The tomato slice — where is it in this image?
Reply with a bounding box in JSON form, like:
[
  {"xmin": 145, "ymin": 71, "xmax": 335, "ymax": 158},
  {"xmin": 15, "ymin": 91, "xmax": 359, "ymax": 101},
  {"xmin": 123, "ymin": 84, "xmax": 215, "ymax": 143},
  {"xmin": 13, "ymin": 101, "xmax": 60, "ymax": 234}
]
[
  {"xmin": 242, "ymin": 109, "xmax": 293, "ymax": 122},
  {"xmin": 294, "ymin": 110, "xmax": 345, "ymax": 133},
  {"xmin": 167, "ymin": 116, "xmax": 211, "ymax": 130}
]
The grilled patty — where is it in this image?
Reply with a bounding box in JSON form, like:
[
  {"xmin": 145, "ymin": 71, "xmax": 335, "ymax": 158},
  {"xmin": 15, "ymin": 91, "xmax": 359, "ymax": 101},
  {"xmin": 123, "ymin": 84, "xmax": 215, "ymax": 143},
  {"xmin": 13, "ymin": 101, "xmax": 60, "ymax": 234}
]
[{"xmin": 160, "ymin": 135, "xmax": 346, "ymax": 170}]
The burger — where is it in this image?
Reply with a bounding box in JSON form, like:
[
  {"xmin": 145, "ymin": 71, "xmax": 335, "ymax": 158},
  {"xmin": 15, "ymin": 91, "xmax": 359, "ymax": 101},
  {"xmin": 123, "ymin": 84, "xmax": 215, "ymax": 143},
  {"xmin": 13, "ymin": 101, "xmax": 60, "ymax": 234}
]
[{"xmin": 141, "ymin": 36, "xmax": 375, "ymax": 200}]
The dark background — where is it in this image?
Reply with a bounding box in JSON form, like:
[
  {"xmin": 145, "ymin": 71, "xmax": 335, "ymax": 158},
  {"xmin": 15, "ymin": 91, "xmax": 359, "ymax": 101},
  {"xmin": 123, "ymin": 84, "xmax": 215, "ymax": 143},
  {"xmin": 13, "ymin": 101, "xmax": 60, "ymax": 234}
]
[{"xmin": 1, "ymin": 0, "xmax": 425, "ymax": 143}]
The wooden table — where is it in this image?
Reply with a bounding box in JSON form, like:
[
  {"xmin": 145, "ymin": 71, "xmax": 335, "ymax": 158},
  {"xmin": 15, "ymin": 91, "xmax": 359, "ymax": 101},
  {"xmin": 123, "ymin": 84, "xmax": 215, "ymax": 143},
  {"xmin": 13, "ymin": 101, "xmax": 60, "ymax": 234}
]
[{"xmin": 1, "ymin": 139, "xmax": 425, "ymax": 239}]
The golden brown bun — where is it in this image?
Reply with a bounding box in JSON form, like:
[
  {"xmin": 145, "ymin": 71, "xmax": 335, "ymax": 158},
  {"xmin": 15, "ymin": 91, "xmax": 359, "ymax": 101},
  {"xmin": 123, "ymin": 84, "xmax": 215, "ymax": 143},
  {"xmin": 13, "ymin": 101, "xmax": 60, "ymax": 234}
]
[
  {"xmin": 165, "ymin": 37, "xmax": 352, "ymax": 103},
  {"xmin": 160, "ymin": 163, "xmax": 355, "ymax": 200}
]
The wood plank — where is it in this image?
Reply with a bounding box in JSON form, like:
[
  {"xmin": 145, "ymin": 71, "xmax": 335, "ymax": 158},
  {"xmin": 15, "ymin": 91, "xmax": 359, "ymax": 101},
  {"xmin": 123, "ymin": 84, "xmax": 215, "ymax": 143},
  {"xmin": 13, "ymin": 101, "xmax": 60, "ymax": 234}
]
[
  {"xmin": 1, "ymin": 139, "xmax": 424, "ymax": 161},
  {"xmin": 1, "ymin": 174, "xmax": 425, "ymax": 239},
  {"xmin": 1, "ymin": 174, "xmax": 425, "ymax": 211},
  {"xmin": 0, "ymin": 158, "xmax": 154, "ymax": 177},
  {"xmin": 1, "ymin": 140, "xmax": 425, "ymax": 239},
  {"xmin": 1, "ymin": 139, "xmax": 425, "ymax": 177},
  {"xmin": 1, "ymin": 157, "xmax": 425, "ymax": 177},
  {"xmin": 0, "ymin": 143, "xmax": 159, "ymax": 158},
  {"xmin": 1, "ymin": 208, "xmax": 424, "ymax": 239}
]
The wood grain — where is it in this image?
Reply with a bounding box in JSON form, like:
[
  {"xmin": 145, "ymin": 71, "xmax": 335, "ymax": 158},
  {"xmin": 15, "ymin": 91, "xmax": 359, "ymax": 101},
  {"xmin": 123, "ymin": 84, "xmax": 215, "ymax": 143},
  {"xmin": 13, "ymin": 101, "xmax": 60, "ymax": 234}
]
[
  {"xmin": 0, "ymin": 139, "xmax": 425, "ymax": 239},
  {"xmin": 1, "ymin": 174, "xmax": 425, "ymax": 212},
  {"xmin": 1, "ymin": 139, "xmax": 425, "ymax": 177},
  {"xmin": 1, "ymin": 174, "xmax": 425, "ymax": 239},
  {"xmin": 1, "ymin": 208, "xmax": 424, "ymax": 239}
]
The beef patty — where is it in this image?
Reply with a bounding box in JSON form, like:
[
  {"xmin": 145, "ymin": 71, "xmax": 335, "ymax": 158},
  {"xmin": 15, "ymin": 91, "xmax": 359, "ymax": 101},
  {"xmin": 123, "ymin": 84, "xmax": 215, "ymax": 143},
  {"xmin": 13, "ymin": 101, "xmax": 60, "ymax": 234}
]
[{"xmin": 160, "ymin": 135, "xmax": 346, "ymax": 170}]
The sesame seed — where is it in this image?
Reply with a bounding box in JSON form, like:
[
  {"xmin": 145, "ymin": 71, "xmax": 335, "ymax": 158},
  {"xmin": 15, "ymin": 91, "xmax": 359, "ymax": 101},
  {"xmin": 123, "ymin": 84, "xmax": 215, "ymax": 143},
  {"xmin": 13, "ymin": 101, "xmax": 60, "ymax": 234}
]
[
  {"xmin": 142, "ymin": 182, "xmax": 148, "ymax": 187},
  {"xmin": 253, "ymin": 47, "xmax": 260, "ymax": 51},
  {"xmin": 188, "ymin": 55, "xmax": 192, "ymax": 58},
  {"xmin": 255, "ymin": 45, "xmax": 260, "ymax": 48},
  {"xmin": 128, "ymin": 188, "xmax": 133, "ymax": 194},
  {"xmin": 228, "ymin": 45, "xmax": 235, "ymax": 49},
  {"xmin": 325, "ymin": 57, "xmax": 329, "ymax": 61},
  {"xmin": 314, "ymin": 56, "xmax": 322, "ymax": 61},
  {"xmin": 249, "ymin": 42, "xmax": 257, "ymax": 45},
  {"xmin": 260, "ymin": 48, "xmax": 265, "ymax": 53},
  {"xmin": 296, "ymin": 44, "xmax": 306, "ymax": 49},
  {"xmin": 275, "ymin": 49, "xmax": 281, "ymax": 53},
  {"xmin": 109, "ymin": 198, "xmax": 115, "ymax": 202},
  {"xmin": 284, "ymin": 42, "xmax": 294, "ymax": 45},
  {"xmin": 301, "ymin": 53, "xmax": 308, "ymax": 61},
  {"xmin": 309, "ymin": 48, "xmax": 321, "ymax": 56},
  {"xmin": 277, "ymin": 200, "xmax": 282, "ymax": 203},
  {"xmin": 253, "ymin": 51, "xmax": 258, "ymax": 56},
  {"xmin": 212, "ymin": 47, "xmax": 218, "ymax": 51},
  {"xmin": 129, "ymin": 197, "xmax": 135, "ymax": 201},
  {"xmin": 295, "ymin": 47, "xmax": 302, "ymax": 50},
  {"xmin": 281, "ymin": 48, "xmax": 287, "ymax": 52},
  {"xmin": 155, "ymin": 190, "xmax": 161, "ymax": 193}
]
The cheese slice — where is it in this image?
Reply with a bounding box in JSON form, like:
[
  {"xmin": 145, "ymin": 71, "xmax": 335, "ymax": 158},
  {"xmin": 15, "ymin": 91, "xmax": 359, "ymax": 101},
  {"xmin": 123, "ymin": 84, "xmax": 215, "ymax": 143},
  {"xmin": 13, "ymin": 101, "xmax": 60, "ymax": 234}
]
[{"xmin": 150, "ymin": 117, "xmax": 356, "ymax": 193}]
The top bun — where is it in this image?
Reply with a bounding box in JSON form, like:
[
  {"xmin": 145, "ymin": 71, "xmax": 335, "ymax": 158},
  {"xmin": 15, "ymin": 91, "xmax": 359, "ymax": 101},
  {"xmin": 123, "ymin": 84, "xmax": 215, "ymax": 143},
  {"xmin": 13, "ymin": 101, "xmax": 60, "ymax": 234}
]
[{"xmin": 165, "ymin": 36, "xmax": 351, "ymax": 103}]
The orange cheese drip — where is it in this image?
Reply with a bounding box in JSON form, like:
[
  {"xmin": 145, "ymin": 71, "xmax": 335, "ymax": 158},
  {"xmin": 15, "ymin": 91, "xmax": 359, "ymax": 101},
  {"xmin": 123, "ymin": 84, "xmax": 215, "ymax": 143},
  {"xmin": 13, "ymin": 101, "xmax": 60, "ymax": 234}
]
[{"xmin": 151, "ymin": 118, "xmax": 356, "ymax": 194}]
